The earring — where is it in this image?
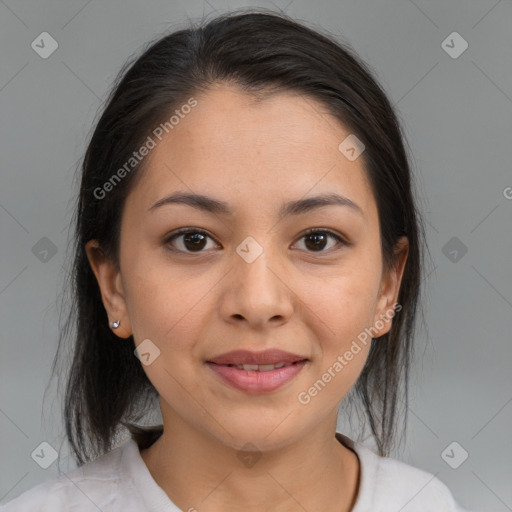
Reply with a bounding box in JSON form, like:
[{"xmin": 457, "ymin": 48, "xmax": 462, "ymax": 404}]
[{"xmin": 110, "ymin": 320, "xmax": 120, "ymax": 330}]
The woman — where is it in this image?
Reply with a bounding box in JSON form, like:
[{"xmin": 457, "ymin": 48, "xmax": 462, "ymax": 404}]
[{"xmin": 1, "ymin": 9, "xmax": 472, "ymax": 512}]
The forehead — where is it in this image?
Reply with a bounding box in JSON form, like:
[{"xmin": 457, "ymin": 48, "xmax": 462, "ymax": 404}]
[{"xmin": 128, "ymin": 84, "xmax": 376, "ymax": 221}]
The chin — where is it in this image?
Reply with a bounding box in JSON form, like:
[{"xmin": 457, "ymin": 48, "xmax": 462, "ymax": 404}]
[{"xmin": 200, "ymin": 408, "xmax": 306, "ymax": 452}]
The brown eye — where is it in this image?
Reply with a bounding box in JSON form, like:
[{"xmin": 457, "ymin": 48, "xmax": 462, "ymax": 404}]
[
  {"xmin": 164, "ymin": 227, "xmax": 346, "ymax": 255},
  {"xmin": 165, "ymin": 229, "xmax": 218, "ymax": 253},
  {"xmin": 294, "ymin": 229, "xmax": 346, "ymax": 253}
]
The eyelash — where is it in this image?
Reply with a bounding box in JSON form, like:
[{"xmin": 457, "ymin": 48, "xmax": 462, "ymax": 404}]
[{"xmin": 163, "ymin": 227, "xmax": 347, "ymax": 255}]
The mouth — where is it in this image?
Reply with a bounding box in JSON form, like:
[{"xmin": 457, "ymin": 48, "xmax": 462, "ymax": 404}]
[
  {"xmin": 215, "ymin": 361, "xmax": 305, "ymax": 372},
  {"xmin": 205, "ymin": 349, "xmax": 309, "ymax": 393},
  {"xmin": 206, "ymin": 348, "xmax": 308, "ymax": 366}
]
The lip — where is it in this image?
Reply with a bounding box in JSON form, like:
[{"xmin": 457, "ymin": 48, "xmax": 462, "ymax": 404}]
[
  {"xmin": 207, "ymin": 349, "xmax": 307, "ymax": 366},
  {"xmin": 206, "ymin": 349, "xmax": 309, "ymax": 394}
]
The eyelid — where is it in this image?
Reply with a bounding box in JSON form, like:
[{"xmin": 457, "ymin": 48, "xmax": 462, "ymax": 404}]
[
  {"xmin": 163, "ymin": 227, "xmax": 219, "ymax": 251},
  {"xmin": 299, "ymin": 227, "xmax": 348, "ymax": 245},
  {"xmin": 292, "ymin": 227, "xmax": 348, "ymax": 254},
  {"xmin": 163, "ymin": 227, "xmax": 348, "ymax": 254}
]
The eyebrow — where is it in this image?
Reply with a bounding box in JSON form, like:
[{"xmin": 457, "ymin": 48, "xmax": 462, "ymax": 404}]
[{"xmin": 148, "ymin": 191, "xmax": 364, "ymax": 218}]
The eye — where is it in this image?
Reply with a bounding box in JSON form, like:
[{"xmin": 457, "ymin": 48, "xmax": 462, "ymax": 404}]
[
  {"xmin": 293, "ymin": 228, "xmax": 346, "ymax": 253},
  {"xmin": 164, "ymin": 227, "xmax": 347, "ymax": 255},
  {"xmin": 164, "ymin": 228, "xmax": 219, "ymax": 253}
]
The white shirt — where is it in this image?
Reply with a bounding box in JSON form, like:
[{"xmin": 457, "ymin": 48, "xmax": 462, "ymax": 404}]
[{"xmin": 0, "ymin": 432, "xmax": 473, "ymax": 511}]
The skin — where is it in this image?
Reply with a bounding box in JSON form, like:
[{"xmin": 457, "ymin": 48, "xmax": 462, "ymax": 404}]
[{"xmin": 86, "ymin": 83, "xmax": 409, "ymax": 512}]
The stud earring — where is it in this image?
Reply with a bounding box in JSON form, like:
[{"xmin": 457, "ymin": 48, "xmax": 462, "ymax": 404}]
[{"xmin": 110, "ymin": 320, "xmax": 120, "ymax": 329}]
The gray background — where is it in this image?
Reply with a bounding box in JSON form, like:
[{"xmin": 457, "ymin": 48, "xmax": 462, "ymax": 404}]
[{"xmin": 1, "ymin": 0, "xmax": 511, "ymax": 510}]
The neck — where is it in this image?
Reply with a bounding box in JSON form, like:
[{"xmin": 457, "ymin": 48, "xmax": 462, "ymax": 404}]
[{"xmin": 140, "ymin": 411, "xmax": 360, "ymax": 512}]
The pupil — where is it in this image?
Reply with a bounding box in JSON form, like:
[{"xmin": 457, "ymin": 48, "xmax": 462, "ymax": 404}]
[
  {"xmin": 306, "ymin": 233, "xmax": 326, "ymax": 251},
  {"xmin": 184, "ymin": 233, "xmax": 206, "ymax": 251}
]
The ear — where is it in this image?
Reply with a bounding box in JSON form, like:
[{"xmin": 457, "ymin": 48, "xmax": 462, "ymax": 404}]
[
  {"xmin": 85, "ymin": 240, "xmax": 132, "ymax": 339},
  {"xmin": 371, "ymin": 236, "xmax": 409, "ymax": 338}
]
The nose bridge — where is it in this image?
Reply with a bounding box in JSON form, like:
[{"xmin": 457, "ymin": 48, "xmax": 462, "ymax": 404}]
[
  {"xmin": 235, "ymin": 232, "xmax": 280, "ymax": 289},
  {"xmin": 222, "ymin": 232, "xmax": 293, "ymax": 325}
]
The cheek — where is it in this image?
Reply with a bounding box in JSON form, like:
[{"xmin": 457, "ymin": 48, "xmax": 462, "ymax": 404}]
[
  {"xmin": 299, "ymin": 263, "xmax": 382, "ymax": 349},
  {"xmin": 295, "ymin": 263, "xmax": 381, "ymax": 408},
  {"xmin": 122, "ymin": 249, "xmax": 215, "ymax": 355},
  {"xmin": 122, "ymin": 258, "xmax": 206, "ymax": 399},
  {"xmin": 297, "ymin": 274, "xmax": 378, "ymax": 410}
]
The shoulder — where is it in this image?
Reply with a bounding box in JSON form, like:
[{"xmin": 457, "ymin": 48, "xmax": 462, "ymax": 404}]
[
  {"xmin": 336, "ymin": 433, "xmax": 472, "ymax": 512},
  {"xmin": 371, "ymin": 454, "xmax": 465, "ymax": 510},
  {"xmin": 0, "ymin": 439, "xmax": 143, "ymax": 512}
]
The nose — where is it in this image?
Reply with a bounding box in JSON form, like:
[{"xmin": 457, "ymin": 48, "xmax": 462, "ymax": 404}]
[{"xmin": 219, "ymin": 240, "xmax": 294, "ymax": 330}]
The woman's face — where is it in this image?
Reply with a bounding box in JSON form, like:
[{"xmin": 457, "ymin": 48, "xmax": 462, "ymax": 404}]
[{"xmin": 87, "ymin": 84, "xmax": 408, "ymax": 451}]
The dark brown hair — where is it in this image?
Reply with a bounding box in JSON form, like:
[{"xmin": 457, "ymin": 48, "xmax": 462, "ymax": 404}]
[{"xmin": 51, "ymin": 8, "xmax": 426, "ymax": 465}]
